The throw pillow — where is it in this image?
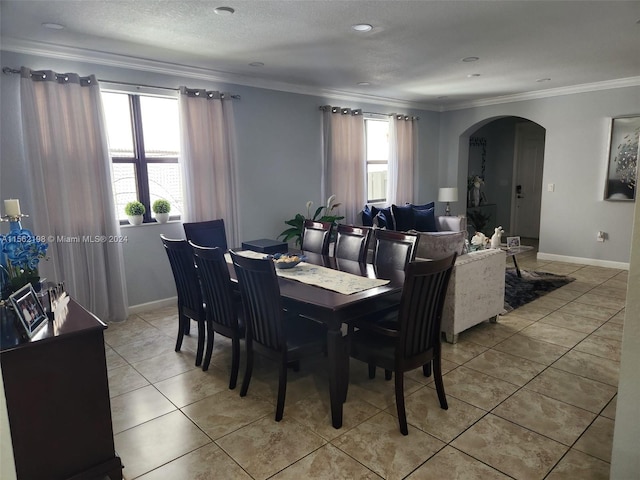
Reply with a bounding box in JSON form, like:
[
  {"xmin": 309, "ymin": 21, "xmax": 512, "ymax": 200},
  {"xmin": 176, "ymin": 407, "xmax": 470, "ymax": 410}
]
[
  {"xmin": 410, "ymin": 201, "xmax": 435, "ymax": 211},
  {"xmin": 413, "ymin": 206, "xmax": 437, "ymax": 232},
  {"xmin": 375, "ymin": 211, "xmax": 391, "ymax": 229},
  {"xmin": 391, "ymin": 204, "xmax": 415, "ymax": 231},
  {"xmin": 361, "ymin": 205, "xmax": 374, "ymax": 227},
  {"xmin": 371, "ymin": 206, "xmax": 395, "ymax": 230}
]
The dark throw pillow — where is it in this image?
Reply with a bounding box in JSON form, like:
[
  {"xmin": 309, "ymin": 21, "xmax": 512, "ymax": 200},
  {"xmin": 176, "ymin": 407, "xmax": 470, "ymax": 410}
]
[
  {"xmin": 371, "ymin": 206, "xmax": 395, "ymax": 230},
  {"xmin": 413, "ymin": 206, "xmax": 437, "ymax": 232},
  {"xmin": 361, "ymin": 205, "xmax": 374, "ymax": 227},
  {"xmin": 391, "ymin": 204, "xmax": 415, "ymax": 231},
  {"xmin": 410, "ymin": 201, "xmax": 435, "ymax": 211}
]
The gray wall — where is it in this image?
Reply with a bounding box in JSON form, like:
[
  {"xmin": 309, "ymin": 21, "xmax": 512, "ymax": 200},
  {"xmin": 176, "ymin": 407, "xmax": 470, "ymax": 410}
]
[{"xmin": 439, "ymin": 87, "xmax": 640, "ymax": 265}]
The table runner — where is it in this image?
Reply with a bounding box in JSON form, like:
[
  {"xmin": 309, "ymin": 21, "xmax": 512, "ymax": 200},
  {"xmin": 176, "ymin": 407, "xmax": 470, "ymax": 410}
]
[{"xmin": 225, "ymin": 251, "xmax": 390, "ymax": 295}]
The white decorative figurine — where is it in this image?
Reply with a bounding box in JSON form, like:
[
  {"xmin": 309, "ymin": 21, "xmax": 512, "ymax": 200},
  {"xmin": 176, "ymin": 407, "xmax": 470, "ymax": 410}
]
[
  {"xmin": 471, "ymin": 232, "xmax": 487, "ymax": 249},
  {"xmin": 490, "ymin": 226, "xmax": 504, "ymax": 249}
]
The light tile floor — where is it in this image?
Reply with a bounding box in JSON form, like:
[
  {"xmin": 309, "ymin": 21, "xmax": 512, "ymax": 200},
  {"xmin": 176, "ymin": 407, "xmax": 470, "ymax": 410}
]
[{"xmin": 106, "ymin": 246, "xmax": 623, "ymax": 479}]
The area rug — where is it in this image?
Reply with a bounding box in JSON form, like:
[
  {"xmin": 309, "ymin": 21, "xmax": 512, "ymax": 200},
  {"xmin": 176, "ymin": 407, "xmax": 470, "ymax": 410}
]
[{"xmin": 504, "ymin": 268, "xmax": 575, "ymax": 311}]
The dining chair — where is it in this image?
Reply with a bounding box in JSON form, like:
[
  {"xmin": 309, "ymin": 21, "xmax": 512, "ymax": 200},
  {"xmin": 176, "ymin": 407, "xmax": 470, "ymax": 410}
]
[
  {"xmin": 190, "ymin": 243, "xmax": 245, "ymax": 385},
  {"xmin": 160, "ymin": 235, "xmax": 206, "ymax": 367},
  {"xmin": 301, "ymin": 219, "xmax": 333, "ymax": 255},
  {"xmin": 229, "ymin": 250, "xmax": 327, "ymax": 421},
  {"xmin": 371, "ymin": 229, "xmax": 419, "ymax": 271},
  {"xmin": 333, "ymin": 224, "xmax": 372, "ymax": 263},
  {"xmin": 183, "ymin": 219, "xmax": 228, "ymax": 250},
  {"xmin": 348, "ymin": 253, "xmax": 457, "ymax": 435}
]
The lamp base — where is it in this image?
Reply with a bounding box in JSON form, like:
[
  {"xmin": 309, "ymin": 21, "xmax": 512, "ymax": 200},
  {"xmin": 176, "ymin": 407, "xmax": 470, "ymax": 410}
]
[{"xmin": 445, "ymin": 202, "xmax": 451, "ymax": 216}]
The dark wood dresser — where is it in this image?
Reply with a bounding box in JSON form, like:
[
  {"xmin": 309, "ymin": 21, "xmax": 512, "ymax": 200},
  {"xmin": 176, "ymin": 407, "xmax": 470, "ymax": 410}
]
[{"xmin": 1, "ymin": 298, "xmax": 122, "ymax": 480}]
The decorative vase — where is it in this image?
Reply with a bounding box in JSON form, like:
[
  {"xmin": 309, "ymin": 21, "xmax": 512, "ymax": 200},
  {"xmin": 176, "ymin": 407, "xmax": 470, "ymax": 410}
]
[
  {"xmin": 154, "ymin": 213, "xmax": 169, "ymax": 224},
  {"xmin": 127, "ymin": 215, "xmax": 143, "ymax": 226}
]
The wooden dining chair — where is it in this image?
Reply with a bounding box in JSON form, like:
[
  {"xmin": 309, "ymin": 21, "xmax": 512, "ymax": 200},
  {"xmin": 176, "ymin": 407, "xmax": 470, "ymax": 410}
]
[
  {"xmin": 229, "ymin": 250, "xmax": 327, "ymax": 421},
  {"xmin": 301, "ymin": 219, "xmax": 333, "ymax": 255},
  {"xmin": 348, "ymin": 253, "xmax": 457, "ymax": 435},
  {"xmin": 371, "ymin": 229, "xmax": 419, "ymax": 271},
  {"xmin": 333, "ymin": 224, "xmax": 372, "ymax": 263},
  {"xmin": 190, "ymin": 243, "xmax": 245, "ymax": 385},
  {"xmin": 183, "ymin": 219, "xmax": 228, "ymax": 250},
  {"xmin": 160, "ymin": 235, "xmax": 206, "ymax": 367}
]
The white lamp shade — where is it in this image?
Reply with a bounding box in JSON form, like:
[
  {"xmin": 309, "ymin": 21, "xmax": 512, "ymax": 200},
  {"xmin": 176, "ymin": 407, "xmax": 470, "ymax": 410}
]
[{"xmin": 438, "ymin": 187, "xmax": 458, "ymax": 202}]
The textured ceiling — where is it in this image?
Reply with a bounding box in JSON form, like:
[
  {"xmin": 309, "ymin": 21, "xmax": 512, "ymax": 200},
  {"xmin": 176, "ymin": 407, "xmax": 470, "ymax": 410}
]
[{"xmin": 1, "ymin": 0, "xmax": 639, "ymax": 109}]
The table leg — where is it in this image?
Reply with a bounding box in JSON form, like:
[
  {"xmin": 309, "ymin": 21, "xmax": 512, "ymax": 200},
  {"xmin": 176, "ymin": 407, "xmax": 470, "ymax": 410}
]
[
  {"xmin": 327, "ymin": 328, "xmax": 345, "ymax": 428},
  {"xmin": 512, "ymin": 255, "xmax": 522, "ymax": 277}
]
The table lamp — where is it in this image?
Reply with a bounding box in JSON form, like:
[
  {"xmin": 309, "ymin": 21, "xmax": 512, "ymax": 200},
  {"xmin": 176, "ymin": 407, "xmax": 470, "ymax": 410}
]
[{"xmin": 438, "ymin": 187, "xmax": 458, "ymax": 216}]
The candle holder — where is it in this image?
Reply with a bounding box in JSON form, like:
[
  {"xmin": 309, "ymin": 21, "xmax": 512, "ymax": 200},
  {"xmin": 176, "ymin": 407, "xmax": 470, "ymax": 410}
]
[{"xmin": 1, "ymin": 214, "xmax": 30, "ymax": 224}]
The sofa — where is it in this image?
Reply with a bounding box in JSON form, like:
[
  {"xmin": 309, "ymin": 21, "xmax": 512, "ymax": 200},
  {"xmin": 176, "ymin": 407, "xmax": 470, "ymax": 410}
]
[{"xmin": 362, "ymin": 203, "xmax": 506, "ymax": 343}]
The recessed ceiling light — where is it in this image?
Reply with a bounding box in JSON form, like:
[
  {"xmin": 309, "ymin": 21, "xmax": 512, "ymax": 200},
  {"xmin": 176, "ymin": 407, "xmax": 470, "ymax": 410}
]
[
  {"xmin": 249, "ymin": 62, "xmax": 264, "ymax": 67},
  {"xmin": 462, "ymin": 56, "xmax": 479, "ymax": 62},
  {"xmin": 42, "ymin": 22, "xmax": 64, "ymax": 30},
  {"xmin": 357, "ymin": 82, "xmax": 371, "ymax": 86},
  {"xmin": 351, "ymin": 24, "xmax": 373, "ymax": 32},
  {"xmin": 467, "ymin": 73, "xmax": 481, "ymax": 77},
  {"xmin": 214, "ymin": 6, "xmax": 235, "ymax": 15},
  {"xmin": 536, "ymin": 77, "xmax": 551, "ymax": 82}
]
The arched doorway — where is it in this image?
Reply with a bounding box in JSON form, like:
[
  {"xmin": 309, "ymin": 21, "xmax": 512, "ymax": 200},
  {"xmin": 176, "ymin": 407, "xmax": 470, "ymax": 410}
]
[{"xmin": 464, "ymin": 117, "xmax": 546, "ymax": 241}]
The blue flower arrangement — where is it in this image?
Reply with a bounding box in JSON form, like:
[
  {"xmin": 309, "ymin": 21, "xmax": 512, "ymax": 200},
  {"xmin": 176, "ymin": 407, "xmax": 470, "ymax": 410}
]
[{"xmin": 0, "ymin": 224, "xmax": 48, "ymax": 296}]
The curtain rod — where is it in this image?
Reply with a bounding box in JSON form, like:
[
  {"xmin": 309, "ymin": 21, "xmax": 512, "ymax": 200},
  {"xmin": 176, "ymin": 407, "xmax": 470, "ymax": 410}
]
[
  {"xmin": 318, "ymin": 105, "xmax": 419, "ymax": 120},
  {"xmin": 2, "ymin": 67, "xmax": 241, "ymax": 99}
]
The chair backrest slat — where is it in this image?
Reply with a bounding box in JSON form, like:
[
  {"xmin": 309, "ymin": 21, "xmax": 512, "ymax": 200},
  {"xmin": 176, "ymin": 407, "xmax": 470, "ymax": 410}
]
[
  {"xmin": 397, "ymin": 255, "xmax": 456, "ymax": 360},
  {"xmin": 161, "ymin": 235, "xmax": 202, "ymax": 312},
  {"xmin": 190, "ymin": 243, "xmax": 238, "ymax": 331},
  {"xmin": 183, "ymin": 219, "xmax": 228, "ymax": 250},
  {"xmin": 230, "ymin": 250, "xmax": 285, "ymax": 351}
]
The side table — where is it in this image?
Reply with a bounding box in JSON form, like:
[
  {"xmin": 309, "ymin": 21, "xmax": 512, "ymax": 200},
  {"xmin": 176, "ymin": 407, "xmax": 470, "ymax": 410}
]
[{"xmin": 500, "ymin": 244, "xmax": 534, "ymax": 277}]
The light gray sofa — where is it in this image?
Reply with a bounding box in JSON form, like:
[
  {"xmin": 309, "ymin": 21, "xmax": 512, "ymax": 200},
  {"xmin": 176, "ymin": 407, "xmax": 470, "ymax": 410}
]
[{"xmin": 413, "ymin": 216, "xmax": 507, "ymax": 343}]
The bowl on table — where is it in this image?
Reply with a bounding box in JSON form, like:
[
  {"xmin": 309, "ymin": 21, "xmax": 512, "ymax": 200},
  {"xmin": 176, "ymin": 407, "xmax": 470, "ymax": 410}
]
[{"xmin": 265, "ymin": 253, "xmax": 307, "ymax": 269}]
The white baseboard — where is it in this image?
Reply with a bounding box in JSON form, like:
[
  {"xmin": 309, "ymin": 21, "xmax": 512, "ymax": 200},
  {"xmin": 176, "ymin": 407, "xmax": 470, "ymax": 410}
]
[
  {"xmin": 537, "ymin": 252, "xmax": 629, "ymax": 270},
  {"xmin": 128, "ymin": 296, "xmax": 177, "ymax": 315}
]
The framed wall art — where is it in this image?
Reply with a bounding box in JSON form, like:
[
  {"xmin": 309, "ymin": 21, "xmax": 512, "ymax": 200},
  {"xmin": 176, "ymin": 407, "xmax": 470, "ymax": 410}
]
[
  {"xmin": 9, "ymin": 283, "xmax": 47, "ymax": 339},
  {"xmin": 604, "ymin": 115, "xmax": 640, "ymax": 201}
]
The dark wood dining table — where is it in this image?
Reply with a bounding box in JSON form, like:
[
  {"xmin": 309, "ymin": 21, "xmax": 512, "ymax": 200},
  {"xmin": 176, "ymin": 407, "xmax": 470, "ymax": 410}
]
[{"xmin": 227, "ymin": 250, "xmax": 405, "ymax": 428}]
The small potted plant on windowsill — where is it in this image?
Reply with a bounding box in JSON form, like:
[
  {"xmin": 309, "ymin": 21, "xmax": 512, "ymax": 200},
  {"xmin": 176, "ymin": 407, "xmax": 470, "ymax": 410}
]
[
  {"xmin": 125, "ymin": 201, "xmax": 145, "ymax": 225},
  {"xmin": 152, "ymin": 199, "xmax": 171, "ymax": 224}
]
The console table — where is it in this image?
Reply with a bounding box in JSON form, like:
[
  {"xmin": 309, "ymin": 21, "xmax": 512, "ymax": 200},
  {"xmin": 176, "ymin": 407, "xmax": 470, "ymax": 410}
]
[{"xmin": 1, "ymin": 297, "xmax": 122, "ymax": 480}]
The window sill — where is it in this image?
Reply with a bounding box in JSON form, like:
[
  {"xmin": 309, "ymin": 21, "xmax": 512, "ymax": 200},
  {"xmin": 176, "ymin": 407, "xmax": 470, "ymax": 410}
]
[{"xmin": 120, "ymin": 220, "xmax": 181, "ymax": 228}]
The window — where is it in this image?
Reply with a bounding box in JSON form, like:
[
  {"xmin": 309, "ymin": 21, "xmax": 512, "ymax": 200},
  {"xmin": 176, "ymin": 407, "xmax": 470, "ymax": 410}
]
[
  {"xmin": 101, "ymin": 91, "xmax": 183, "ymax": 223},
  {"xmin": 365, "ymin": 117, "xmax": 389, "ymax": 203}
]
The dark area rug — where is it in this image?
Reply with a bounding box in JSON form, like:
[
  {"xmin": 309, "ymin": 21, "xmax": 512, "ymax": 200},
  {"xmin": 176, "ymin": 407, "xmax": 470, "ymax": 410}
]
[{"xmin": 504, "ymin": 268, "xmax": 575, "ymax": 311}]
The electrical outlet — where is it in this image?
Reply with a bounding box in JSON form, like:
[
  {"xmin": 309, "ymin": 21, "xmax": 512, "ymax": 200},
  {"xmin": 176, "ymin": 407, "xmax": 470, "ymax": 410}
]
[
  {"xmin": 547, "ymin": 183, "xmax": 555, "ymax": 192},
  {"xmin": 597, "ymin": 231, "xmax": 606, "ymax": 242}
]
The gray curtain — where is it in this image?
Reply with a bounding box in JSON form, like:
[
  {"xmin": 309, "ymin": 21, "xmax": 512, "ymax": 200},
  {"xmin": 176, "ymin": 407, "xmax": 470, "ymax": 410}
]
[
  {"xmin": 178, "ymin": 87, "xmax": 239, "ymax": 248},
  {"xmin": 20, "ymin": 67, "xmax": 128, "ymax": 322},
  {"xmin": 321, "ymin": 106, "xmax": 366, "ymax": 225}
]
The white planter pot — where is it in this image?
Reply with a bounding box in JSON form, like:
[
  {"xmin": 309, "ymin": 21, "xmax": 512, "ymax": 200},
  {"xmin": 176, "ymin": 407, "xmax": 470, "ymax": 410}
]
[
  {"xmin": 127, "ymin": 215, "xmax": 143, "ymax": 226},
  {"xmin": 154, "ymin": 212, "xmax": 170, "ymax": 224}
]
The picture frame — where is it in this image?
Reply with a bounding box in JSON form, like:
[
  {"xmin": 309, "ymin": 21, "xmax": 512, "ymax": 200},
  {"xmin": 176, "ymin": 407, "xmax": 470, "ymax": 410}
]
[
  {"xmin": 9, "ymin": 283, "xmax": 48, "ymax": 339},
  {"xmin": 507, "ymin": 236, "xmax": 521, "ymax": 248},
  {"xmin": 604, "ymin": 115, "xmax": 640, "ymax": 201}
]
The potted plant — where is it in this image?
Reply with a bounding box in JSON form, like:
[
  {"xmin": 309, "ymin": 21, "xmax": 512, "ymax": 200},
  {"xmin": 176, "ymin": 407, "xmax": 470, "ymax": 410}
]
[
  {"xmin": 152, "ymin": 199, "xmax": 171, "ymax": 224},
  {"xmin": 124, "ymin": 201, "xmax": 145, "ymax": 225},
  {"xmin": 279, "ymin": 195, "xmax": 345, "ymax": 247}
]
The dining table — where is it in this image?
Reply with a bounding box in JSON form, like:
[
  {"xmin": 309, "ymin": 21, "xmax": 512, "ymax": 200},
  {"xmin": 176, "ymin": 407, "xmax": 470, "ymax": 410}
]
[{"xmin": 226, "ymin": 249, "xmax": 405, "ymax": 429}]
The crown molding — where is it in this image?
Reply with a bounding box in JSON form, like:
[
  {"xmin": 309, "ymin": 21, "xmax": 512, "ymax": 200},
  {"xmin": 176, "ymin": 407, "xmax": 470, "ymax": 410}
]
[
  {"xmin": 441, "ymin": 77, "xmax": 640, "ymax": 112},
  {"xmin": 3, "ymin": 38, "xmax": 637, "ymax": 114},
  {"xmin": 1, "ymin": 38, "xmax": 439, "ymax": 111}
]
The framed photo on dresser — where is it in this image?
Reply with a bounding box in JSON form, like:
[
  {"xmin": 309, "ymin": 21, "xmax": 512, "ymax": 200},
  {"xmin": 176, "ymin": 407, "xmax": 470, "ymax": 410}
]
[{"xmin": 10, "ymin": 283, "xmax": 47, "ymax": 339}]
